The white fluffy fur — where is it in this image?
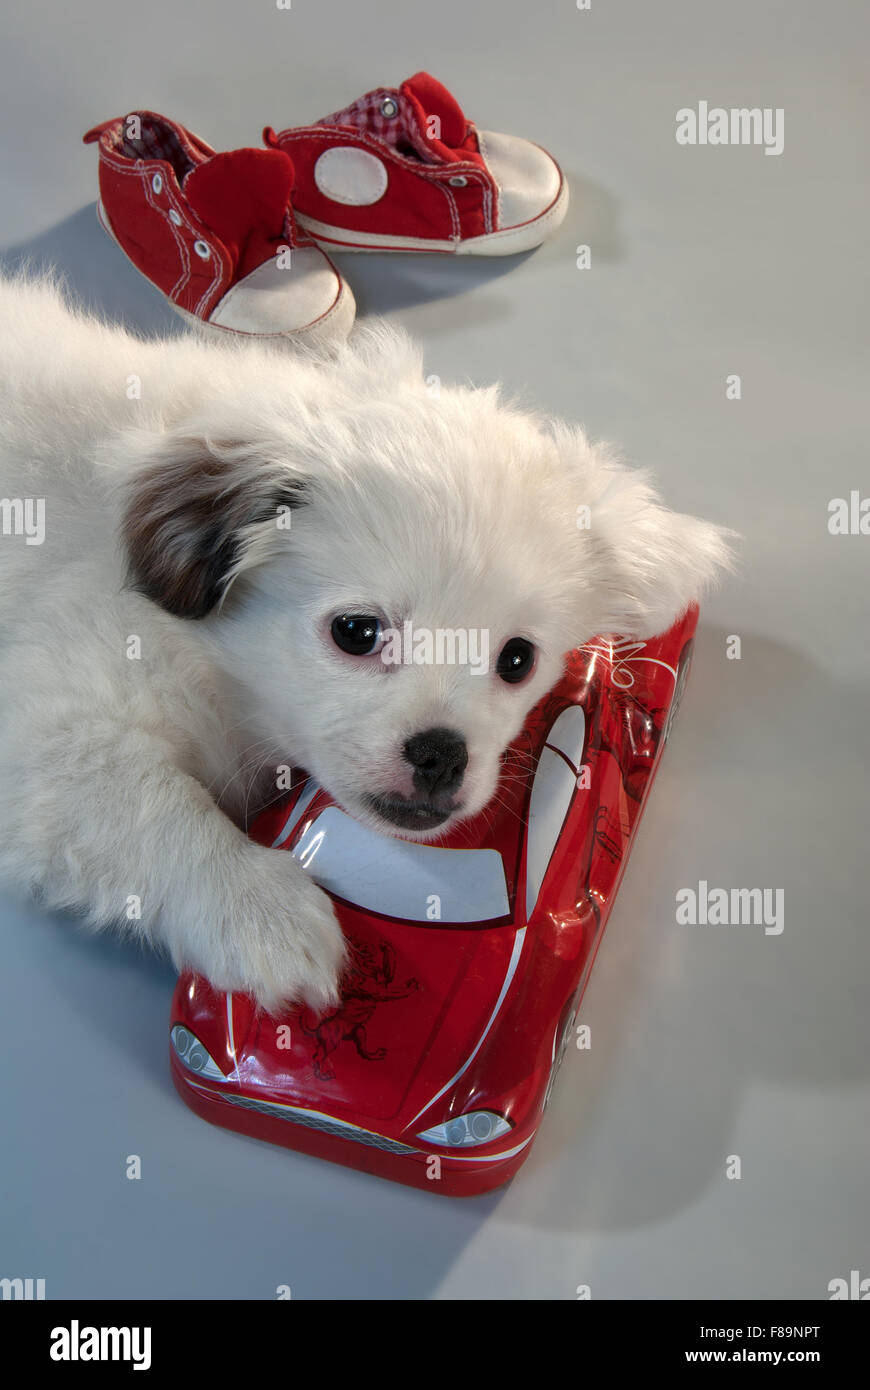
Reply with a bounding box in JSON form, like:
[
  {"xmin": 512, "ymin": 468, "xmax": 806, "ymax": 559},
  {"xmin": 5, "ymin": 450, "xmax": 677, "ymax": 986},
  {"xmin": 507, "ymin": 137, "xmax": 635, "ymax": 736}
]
[{"xmin": 0, "ymin": 275, "xmax": 731, "ymax": 1011}]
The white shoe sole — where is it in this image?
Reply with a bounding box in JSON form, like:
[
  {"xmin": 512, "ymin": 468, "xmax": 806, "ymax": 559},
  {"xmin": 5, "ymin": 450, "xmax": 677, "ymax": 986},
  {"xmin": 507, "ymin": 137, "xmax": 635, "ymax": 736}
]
[
  {"xmin": 296, "ymin": 174, "xmax": 569, "ymax": 256},
  {"xmin": 96, "ymin": 200, "xmax": 355, "ymax": 345}
]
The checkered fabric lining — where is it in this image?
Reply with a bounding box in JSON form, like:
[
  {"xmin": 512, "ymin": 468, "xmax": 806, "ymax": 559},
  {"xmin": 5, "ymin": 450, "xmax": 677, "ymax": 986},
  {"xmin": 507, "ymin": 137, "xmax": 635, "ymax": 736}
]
[
  {"xmin": 318, "ymin": 89, "xmax": 443, "ymax": 164},
  {"xmin": 106, "ymin": 115, "xmax": 203, "ymax": 182}
]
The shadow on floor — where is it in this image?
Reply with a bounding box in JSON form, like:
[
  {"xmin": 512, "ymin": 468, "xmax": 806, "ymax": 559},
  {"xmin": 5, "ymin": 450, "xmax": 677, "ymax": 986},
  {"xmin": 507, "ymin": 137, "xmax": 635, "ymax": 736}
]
[{"xmin": 0, "ymin": 169, "xmax": 622, "ymax": 331}]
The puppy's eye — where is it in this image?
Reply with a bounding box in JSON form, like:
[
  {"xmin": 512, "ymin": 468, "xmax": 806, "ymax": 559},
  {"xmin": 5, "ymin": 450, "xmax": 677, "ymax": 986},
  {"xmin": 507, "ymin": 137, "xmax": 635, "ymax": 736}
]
[
  {"xmin": 496, "ymin": 637, "xmax": 536, "ymax": 684},
  {"xmin": 331, "ymin": 614, "xmax": 383, "ymax": 656}
]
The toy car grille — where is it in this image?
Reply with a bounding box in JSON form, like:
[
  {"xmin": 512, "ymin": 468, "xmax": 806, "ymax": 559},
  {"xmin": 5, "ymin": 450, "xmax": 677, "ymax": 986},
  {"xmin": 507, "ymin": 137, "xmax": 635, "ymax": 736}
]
[{"xmin": 216, "ymin": 1089, "xmax": 419, "ymax": 1156}]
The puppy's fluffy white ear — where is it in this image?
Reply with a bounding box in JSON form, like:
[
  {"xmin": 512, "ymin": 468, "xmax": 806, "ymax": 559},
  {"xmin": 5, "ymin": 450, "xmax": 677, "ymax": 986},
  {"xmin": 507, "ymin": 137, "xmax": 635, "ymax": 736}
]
[
  {"xmin": 564, "ymin": 429, "xmax": 735, "ymax": 638},
  {"xmin": 121, "ymin": 431, "xmax": 305, "ymax": 619}
]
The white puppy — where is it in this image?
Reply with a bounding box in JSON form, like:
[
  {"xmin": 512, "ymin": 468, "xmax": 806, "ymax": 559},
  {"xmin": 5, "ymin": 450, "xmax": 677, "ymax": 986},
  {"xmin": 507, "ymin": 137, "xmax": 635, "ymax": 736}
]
[{"xmin": 0, "ymin": 275, "xmax": 730, "ymax": 1011}]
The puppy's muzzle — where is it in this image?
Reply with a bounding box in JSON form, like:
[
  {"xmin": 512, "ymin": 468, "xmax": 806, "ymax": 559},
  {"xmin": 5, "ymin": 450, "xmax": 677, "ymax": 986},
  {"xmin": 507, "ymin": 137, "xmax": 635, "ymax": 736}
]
[{"xmin": 370, "ymin": 727, "xmax": 468, "ymax": 832}]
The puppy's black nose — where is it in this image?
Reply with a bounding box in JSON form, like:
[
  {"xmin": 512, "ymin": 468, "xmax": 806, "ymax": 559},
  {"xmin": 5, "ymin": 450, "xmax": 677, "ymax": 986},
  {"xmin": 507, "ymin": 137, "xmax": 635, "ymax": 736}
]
[{"xmin": 403, "ymin": 727, "xmax": 468, "ymax": 797}]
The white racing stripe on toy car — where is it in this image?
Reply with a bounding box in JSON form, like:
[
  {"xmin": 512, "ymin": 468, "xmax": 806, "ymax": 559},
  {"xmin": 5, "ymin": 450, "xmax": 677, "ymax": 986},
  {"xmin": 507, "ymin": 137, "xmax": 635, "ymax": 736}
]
[
  {"xmin": 225, "ymin": 994, "xmax": 241, "ymax": 1082},
  {"xmin": 407, "ymin": 927, "xmax": 527, "ymax": 1128},
  {"xmin": 524, "ymin": 705, "xmax": 586, "ymax": 919},
  {"xmin": 271, "ymin": 783, "xmax": 318, "ymax": 848},
  {"xmin": 542, "ymin": 705, "xmax": 585, "ymax": 772},
  {"xmin": 524, "ymin": 748, "xmax": 575, "ymax": 918},
  {"xmin": 291, "ymin": 806, "xmax": 510, "ymax": 923},
  {"xmin": 430, "ymin": 1134, "xmax": 536, "ymax": 1163}
]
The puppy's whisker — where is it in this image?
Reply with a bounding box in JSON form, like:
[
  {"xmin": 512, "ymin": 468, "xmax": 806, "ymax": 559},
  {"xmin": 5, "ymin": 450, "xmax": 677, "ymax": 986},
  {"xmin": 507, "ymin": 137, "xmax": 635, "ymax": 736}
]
[
  {"xmin": 207, "ymin": 737, "xmax": 283, "ymax": 805},
  {"xmin": 203, "ymin": 737, "xmax": 275, "ymax": 796},
  {"xmin": 242, "ymin": 748, "xmax": 286, "ymax": 831},
  {"xmin": 219, "ymin": 712, "xmax": 275, "ymax": 740},
  {"xmin": 485, "ymin": 792, "xmax": 529, "ymax": 830}
]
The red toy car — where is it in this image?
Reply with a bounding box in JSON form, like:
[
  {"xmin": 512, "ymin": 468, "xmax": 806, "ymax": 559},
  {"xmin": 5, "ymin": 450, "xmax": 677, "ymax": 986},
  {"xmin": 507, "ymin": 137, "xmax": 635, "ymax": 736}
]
[{"xmin": 170, "ymin": 608, "xmax": 698, "ymax": 1195}]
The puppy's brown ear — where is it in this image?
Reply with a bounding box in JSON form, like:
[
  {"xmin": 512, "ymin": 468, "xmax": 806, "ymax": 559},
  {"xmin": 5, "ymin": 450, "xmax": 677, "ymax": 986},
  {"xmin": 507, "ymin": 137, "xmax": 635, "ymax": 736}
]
[{"xmin": 122, "ymin": 435, "xmax": 305, "ymax": 619}]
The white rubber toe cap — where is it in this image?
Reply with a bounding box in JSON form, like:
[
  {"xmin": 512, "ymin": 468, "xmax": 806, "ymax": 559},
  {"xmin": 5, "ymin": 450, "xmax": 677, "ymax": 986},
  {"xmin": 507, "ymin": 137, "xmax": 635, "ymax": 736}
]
[
  {"xmin": 477, "ymin": 129, "xmax": 566, "ymax": 231},
  {"xmin": 207, "ymin": 248, "xmax": 353, "ymax": 342}
]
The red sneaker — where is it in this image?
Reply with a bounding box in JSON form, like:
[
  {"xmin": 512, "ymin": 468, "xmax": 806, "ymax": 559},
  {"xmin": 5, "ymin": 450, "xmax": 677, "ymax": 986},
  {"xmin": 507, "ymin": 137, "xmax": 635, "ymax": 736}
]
[
  {"xmin": 83, "ymin": 111, "xmax": 355, "ymax": 343},
  {"xmin": 264, "ymin": 72, "xmax": 569, "ymax": 255}
]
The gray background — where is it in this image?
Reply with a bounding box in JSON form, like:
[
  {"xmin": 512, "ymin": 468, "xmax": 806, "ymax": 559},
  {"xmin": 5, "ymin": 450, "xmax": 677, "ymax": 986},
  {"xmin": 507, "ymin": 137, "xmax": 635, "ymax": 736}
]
[{"xmin": 0, "ymin": 0, "xmax": 867, "ymax": 1300}]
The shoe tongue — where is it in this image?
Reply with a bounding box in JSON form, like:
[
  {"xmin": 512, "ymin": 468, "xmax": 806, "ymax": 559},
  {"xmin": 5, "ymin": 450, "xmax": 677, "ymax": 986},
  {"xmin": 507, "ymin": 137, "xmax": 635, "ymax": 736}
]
[
  {"xmin": 183, "ymin": 148, "xmax": 295, "ymax": 269},
  {"xmin": 401, "ymin": 71, "xmax": 467, "ymax": 149}
]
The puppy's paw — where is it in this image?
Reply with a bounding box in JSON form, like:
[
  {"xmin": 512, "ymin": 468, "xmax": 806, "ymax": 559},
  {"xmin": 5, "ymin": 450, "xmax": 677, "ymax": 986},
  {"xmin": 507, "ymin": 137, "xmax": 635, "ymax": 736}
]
[
  {"xmin": 182, "ymin": 844, "xmax": 348, "ymax": 1016},
  {"xmin": 240, "ymin": 864, "xmax": 348, "ymax": 1017}
]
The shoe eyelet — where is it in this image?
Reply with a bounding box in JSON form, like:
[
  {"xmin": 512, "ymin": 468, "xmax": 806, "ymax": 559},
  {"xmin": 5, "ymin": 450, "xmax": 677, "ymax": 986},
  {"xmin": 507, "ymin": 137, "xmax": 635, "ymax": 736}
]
[
  {"xmin": 168, "ymin": 209, "xmax": 182, "ymax": 226},
  {"xmin": 193, "ymin": 239, "xmax": 211, "ymax": 259},
  {"xmin": 151, "ymin": 172, "xmax": 163, "ymax": 194},
  {"xmin": 449, "ymin": 176, "xmax": 468, "ymax": 188},
  {"xmin": 379, "ymin": 98, "xmax": 398, "ymax": 118}
]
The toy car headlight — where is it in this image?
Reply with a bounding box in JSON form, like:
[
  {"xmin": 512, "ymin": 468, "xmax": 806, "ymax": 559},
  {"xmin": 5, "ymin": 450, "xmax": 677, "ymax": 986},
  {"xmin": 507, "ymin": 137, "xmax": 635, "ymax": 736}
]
[
  {"xmin": 170, "ymin": 1024, "xmax": 226, "ymax": 1082},
  {"xmin": 417, "ymin": 1111, "xmax": 512, "ymax": 1148}
]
